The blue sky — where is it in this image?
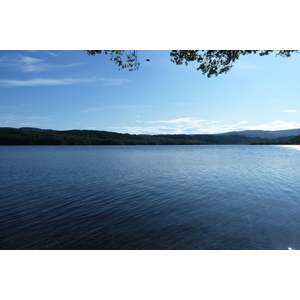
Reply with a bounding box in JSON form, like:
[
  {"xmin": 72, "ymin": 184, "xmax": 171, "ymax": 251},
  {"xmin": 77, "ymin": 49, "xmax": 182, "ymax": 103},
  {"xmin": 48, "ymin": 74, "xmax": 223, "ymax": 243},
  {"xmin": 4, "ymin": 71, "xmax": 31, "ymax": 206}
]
[{"xmin": 1, "ymin": 50, "xmax": 300, "ymax": 134}]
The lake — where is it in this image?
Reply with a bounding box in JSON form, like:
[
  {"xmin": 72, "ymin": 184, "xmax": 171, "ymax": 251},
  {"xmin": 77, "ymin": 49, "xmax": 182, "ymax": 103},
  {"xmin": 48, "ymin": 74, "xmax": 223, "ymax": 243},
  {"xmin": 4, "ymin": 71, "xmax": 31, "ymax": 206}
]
[{"xmin": 1, "ymin": 145, "xmax": 300, "ymax": 250}]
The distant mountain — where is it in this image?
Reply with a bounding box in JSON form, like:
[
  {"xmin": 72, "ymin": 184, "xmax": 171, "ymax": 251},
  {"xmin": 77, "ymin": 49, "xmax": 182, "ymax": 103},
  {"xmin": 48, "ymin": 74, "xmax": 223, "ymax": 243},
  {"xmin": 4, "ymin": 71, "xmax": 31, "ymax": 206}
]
[{"xmin": 220, "ymin": 129, "xmax": 300, "ymax": 139}]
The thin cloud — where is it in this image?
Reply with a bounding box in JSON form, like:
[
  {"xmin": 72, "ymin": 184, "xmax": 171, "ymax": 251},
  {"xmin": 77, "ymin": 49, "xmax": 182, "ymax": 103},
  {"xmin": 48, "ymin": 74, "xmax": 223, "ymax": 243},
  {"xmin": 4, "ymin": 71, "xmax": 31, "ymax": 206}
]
[
  {"xmin": 245, "ymin": 120, "xmax": 300, "ymax": 131},
  {"xmin": 112, "ymin": 119, "xmax": 249, "ymax": 135},
  {"xmin": 0, "ymin": 113, "xmax": 54, "ymax": 126},
  {"xmin": 109, "ymin": 125, "xmax": 182, "ymax": 135},
  {"xmin": 45, "ymin": 51, "xmax": 59, "ymax": 57},
  {"xmin": 281, "ymin": 110, "xmax": 298, "ymax": 113},
  {"xmin": 26, "ymin": 51, "xmax": 59, "ymax": 57},
  {"xmin": 0, "ymin": 113, "xmax": 16, "ymax": 124},
  {"xmin": 148, "ymin": 117, "xmax": 207, "ymax": 124},
  {"xmin": 0, "ymin": 77, "xmax": 130, "ymax": 87},
  {"xmin": 0, "ymin": 54, "xmax": 84, "ymax": 72},
  {"xmin": 114, "ymin": 120, "xmax": 300, "ymax": 135}
]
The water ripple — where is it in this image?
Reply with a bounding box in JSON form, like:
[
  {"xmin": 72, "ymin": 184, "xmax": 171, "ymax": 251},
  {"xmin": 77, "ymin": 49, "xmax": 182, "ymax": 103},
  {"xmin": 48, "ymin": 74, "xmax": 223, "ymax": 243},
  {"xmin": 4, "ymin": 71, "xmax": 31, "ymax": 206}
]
[{"xmin": 1, "ymin": 145, "xmax": 300, "ymax": 249}]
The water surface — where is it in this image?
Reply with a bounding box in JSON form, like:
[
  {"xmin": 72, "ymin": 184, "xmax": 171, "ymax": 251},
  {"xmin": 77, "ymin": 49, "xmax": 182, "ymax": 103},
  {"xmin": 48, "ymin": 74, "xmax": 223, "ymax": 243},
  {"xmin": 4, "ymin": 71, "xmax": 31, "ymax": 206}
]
[{"xmin": 1, "ymin": 145, "xmax": 300, "ymax": 249}]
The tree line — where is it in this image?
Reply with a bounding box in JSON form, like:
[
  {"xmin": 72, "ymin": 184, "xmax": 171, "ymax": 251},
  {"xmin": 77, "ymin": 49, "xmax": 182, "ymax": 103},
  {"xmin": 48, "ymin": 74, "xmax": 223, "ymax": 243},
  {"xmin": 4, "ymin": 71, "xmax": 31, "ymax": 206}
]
[
  {"xmin": 1, "ymin": 128, "xmax": 299, "ymax": 145},
  {"xmin": 250, "ymin": 135, "xmax": 300, "ymax": 145}
]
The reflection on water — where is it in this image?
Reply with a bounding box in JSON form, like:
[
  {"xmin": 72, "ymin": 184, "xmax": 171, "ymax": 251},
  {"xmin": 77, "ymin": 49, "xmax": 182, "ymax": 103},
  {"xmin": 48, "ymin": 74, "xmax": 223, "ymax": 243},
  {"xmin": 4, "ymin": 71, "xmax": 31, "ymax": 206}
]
[
  {"xmin": 1, "ymin": 145, "xmax": 300, "ymax": 250},
  {"xmin": 276, "ymin": 145, "xmax": 300, "ymax": 151}
]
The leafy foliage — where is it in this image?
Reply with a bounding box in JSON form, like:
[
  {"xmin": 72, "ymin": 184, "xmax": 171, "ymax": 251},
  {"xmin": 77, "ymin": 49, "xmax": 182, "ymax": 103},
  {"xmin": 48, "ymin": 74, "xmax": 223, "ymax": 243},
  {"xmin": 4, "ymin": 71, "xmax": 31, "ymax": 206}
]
[
  {"xmin": 170, "ymin": 50, "xmax": 298, "ymax": 77},
  {"xmin": 86, "ymin": 50, "xmax": 298, "ymax": 77},
  {"xmin": 86, "ymin": 50, "xmax": 140, "ymax": 71}
]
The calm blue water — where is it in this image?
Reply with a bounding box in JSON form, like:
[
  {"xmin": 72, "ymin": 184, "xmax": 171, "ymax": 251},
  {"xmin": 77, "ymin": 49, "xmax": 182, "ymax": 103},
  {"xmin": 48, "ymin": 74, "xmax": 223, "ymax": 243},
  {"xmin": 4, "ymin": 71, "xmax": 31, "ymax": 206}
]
[{"xmin": 1, "ymin": 145, "xmax": 300, "ymax": 250}]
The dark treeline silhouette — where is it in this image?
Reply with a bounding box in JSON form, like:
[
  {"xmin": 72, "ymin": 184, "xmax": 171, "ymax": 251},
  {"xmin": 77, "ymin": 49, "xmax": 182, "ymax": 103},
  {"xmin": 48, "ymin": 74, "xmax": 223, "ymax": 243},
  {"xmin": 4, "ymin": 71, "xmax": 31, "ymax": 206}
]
[
  {"xmin": 1, "ymin": 128, "xmax": 299, "ymax": 145},
  {"xmin": 250, "ymin": 135, "xmax": 300, "ymax": 145}
]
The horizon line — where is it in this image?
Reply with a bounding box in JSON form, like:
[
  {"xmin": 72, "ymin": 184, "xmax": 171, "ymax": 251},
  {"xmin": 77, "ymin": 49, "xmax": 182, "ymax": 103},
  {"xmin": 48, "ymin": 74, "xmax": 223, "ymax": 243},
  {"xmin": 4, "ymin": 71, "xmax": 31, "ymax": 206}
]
[{"xmin": 1, "ymin": 126, "xmax": 300, "ymax": 135}]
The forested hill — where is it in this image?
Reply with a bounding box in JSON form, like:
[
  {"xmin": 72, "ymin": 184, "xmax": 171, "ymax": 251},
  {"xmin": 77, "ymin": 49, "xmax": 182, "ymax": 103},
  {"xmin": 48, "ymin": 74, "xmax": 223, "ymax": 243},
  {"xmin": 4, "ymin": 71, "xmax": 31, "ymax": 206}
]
[
  {"xmin": 221, "ymin": 128, "xmax": 300, "ymax": 139},
  {"xmin": 250, "ymin": 135, "xmax": 300, "ymax": 145},
  {"xmin": 1, "ymin": 127, "xmax": 298, "ymax": 145}
]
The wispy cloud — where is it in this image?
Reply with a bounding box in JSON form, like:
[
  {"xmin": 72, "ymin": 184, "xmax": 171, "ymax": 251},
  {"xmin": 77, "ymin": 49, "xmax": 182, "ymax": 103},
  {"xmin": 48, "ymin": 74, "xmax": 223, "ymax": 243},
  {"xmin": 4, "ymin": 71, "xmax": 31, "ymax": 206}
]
[
  {"xmin": 281, "ymin": 110, "xmax": 298, "ymax": 113},
  {"xmin": 0, "ymin": 54, "xmax": 84, "ymax": 72},
  {"xmin": 100, "ymin": 119, "xmax": 300, "ymax": 135},
  {"xmin": 0, "ymin": 113, "xmax": 16, "ymax": 125},
  {"xmin": 245, "ymin": 120, "xmax": 300, "ymax": 131},
  {"xmin": 0, "ymin": 77, "xmax": 130, "ymax": 87},
  {"xmin": 45, "ymin": 51, "xmax": 59, "ymax": 57},
  {"xmin": 111, "ymin": 118, "xmax": 300, "ymax": 135},
  {"xmin": 109, "ymin": 125, "xmax": 182, "ymax": 135},
  {"xmin": 25, "ymin": 51, "xmax": 59, "ymax": 57},
  {"xmin": 0, "ymin": 113, "xmax": 54, "ymax": 127},
  {"xmin": 111, "ymin": 116, "xmax": 300, "ymax": 135},
  {"xmin": 148, "ymin": 117, "xmax": 207, "ymax": 124},
  {"xmin": 111, "ymin": 118, "xmax": 249, "ymax": 135}
]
